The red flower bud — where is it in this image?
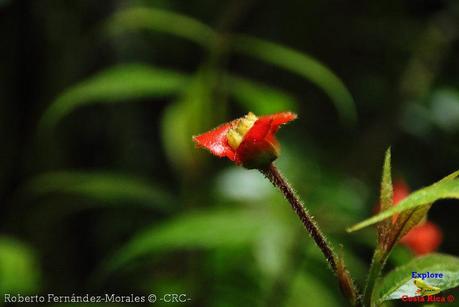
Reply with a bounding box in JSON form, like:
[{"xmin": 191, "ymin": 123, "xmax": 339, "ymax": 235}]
[{"xmin": 193, "ymin": 112, "xmax": 297, "ymax": 169}]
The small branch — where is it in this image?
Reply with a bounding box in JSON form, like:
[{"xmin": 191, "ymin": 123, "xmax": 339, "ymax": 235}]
[{"xmin": 259, "ymin": 163, "xmax": 361, "ymax": 306}]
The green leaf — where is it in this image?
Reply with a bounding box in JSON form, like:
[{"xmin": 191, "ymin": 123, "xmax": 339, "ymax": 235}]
[
  {"xmin": 376, "ymin": 253, "xmax": 459, "ymax": 302},
  {"xmin": 106, "ymin": 7, "xmax": 216, "ymax": 48},
  {"xmin": 380, "ymin": 148, "xmax": 393, "ymax": 212},
  {"xmin": 375, "ymin": 148, "xmax": 434, "ymax": 253},
  {"xmin": 436, "ymin": 170, "xmax": 459, "ymax": 184},
  {"xmin": 226, "ymin": 76, "xmax": 298, "ymax": 114},
  {"xmin": 347, "ymin": 171, "xmax": 459, "ymax": 232},
  {"xmin": 377, "ymin": 148, "xmax": 393, "ymax": 245},
  {"xmin": 0, "ymin": 237, "xmax": 40, "ymax": 294},
  {"xmin": 161, "ymin": 100, "xmax": 195, "ymax": 172},
  {"xmin": 395, "ymin": 205, "xmax": 432, "ymax": 243},
  {"xmin": 104, "ymin": 209, "xmax": 267, "ymax": 272},
  {"xmin": 232, "ymin": 35, "xmax": 357, "ymax": 124},
  {"xmin": 377, "ymin": 204, "xmax": 432, "ymax": 262},
  {"xmin": 387, "ymin": 170, "xmax": 459, "ymax": 246},
  {"xmin": 38, "ymin": 64, "xmax": 188, "ymax": 133},
  {"xmin": 24, "ymin": 171, "xmax": 174, "ymax": 211}
]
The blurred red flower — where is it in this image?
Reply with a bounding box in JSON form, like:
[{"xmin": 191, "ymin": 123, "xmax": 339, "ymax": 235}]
[
  {"xmin": 193, "ymin": 112, "xmax": 297, "ymax": 169},
  {"xmin": 399, "ymin": 221, "xmax": 442, "ymax": 255},
  {"xmin": 392, "ymin": 180, "xmax": 443, "ymax": 255},
  {"xmin": 393, "ymin": 180, "xmax": 410, "ymax": 206}
]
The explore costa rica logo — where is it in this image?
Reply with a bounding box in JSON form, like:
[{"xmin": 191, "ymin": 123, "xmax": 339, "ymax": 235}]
[{"xmin": 400, "ymin": 271, "xmax": 455, "ymax": 304}]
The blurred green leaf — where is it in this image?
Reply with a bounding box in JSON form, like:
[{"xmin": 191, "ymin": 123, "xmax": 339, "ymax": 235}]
[
  {"xmin": 233, "ymin": 35, "xmax": 357, "ymax": 124},
  {"xmin": 376, "ymin": 253, "xmax": 459, "ymax": 302},
  {"xmin": 347, "ymin": 170, "xmax": 459, "ymax": 232},
  {"xmin": 25, "ymin": 171, "xmax": 174, "ymax": 211},
  {"xmin": 226, "ymin": 76, "xmax": 297, "ymax": 114},
  {"xmin": 106, "ymin": 7, "xmax": 355, "ymax": 124},
  {"xmin": 285, "ymin": 271, "xmax": 340, "ymax": 307},
  {"xmin": 161, "ymin": 100, "xmax": 195, "ymax": 172},
  {"xmin": 430, "ymin": 88, "xmax": 459, "ymax": 132},
  {"xmin": 401, "ymin": 88, "xmax": 459, "ymax": 137},
  {"xmin": 0, "ymin": 237, "xmax": 40, "ymax": 295},
  {"xmin": 161, "ymin": 69, "xmax": 217, "ymax": 172},
  {"xmin": 106, "ymin": 7, "xmax": 216, "ymax": 48},
  {"xmin": 39, "ymin": 64, "xmax": 188, "ymax": 133},
  {"xmin": 105, "ymin": 209, "xmax": 268, "ymax": 272},
  {"xmin": 215, "ymin": 167, "xmax": 274, "ymax": 201},
  {"xmin": 253, "ymin": 206, "xmax": 296, "ymax": 279}
]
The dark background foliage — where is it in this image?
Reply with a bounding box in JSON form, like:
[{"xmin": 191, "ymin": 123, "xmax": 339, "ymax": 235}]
[{"xmin": 1, "ymin": 0, "xmax": 458, "ymax": 306}]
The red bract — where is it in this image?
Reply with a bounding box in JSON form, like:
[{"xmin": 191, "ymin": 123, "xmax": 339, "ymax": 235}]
[
  {"xmin": 392, "ymin": 180, "xmax": 443, "ymax": 255},
  {"xmin": 193, "ymin": 112, "xmax": 297, "ymax": 169}
]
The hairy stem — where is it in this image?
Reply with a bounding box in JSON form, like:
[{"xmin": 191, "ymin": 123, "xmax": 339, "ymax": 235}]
[
  {"xmin": 363, "ymin": 249, "xmax": 386, "ymax": 307},
  {"xmin": 260, "ymin": 163, "xmax": 336, "ymax": 270},
  {"xmin": 260, "ymin": 163, "xmax": 360, "ymax": 306}
]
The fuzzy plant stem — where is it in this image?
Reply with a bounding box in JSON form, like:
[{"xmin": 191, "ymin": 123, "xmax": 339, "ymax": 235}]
[
  {"xmin": 260, "ymin": 163, "xmax": 336, "ymax": 270},
  {"xmin": 363, "ymin": 249, "xmax": 387, "ymax": 307},
  {"xmin": 260, "ymin": 163, "xmax": 360, "ymax": 306}
]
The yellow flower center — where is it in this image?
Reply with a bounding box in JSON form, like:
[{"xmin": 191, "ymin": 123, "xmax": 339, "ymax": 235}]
[{"xmin": 227, "ymin": 112, "xmax": 258, "ymax": 150}]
